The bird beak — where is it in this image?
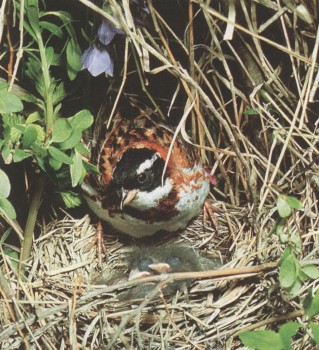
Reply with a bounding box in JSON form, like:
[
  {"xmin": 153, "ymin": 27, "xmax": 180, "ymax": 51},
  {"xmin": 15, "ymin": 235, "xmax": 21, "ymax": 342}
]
[
  {"xmin": 148, "ymin": 263, "xmax": 171, "ymax": 274},
  {"xmin": 120, "ymin": 189, "xmax": 137, "ymax": 210},
  {"xmin": 128, "ymin": 268, "xmax": 151, "ymax": 281}
]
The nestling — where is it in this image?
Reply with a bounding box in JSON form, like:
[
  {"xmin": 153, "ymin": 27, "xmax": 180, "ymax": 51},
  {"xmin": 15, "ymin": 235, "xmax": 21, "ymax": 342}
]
[{"xmin": 94, "ymin": 244, "xmax": 223, "ymax": 300}]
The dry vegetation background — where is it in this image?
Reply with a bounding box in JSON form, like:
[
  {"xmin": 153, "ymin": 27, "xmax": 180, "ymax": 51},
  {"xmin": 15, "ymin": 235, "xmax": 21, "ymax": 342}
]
[{"xmin": 0, "ymin": 0, "xmax": 319, "ymax": 349}]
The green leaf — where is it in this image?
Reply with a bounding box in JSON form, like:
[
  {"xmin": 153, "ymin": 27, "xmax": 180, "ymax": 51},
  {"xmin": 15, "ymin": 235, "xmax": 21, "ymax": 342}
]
[
  {"xmin": 39, "ymin": 21, "xmax": 63, "ymax": 38},
  {"xmin": 279, "ymin": 322, "xmax": 300, "ymax": 350},
  {"xmin": 310, "ymin": 322, "xmax": 319, "ymax": 345},
  {"xmin": 0, "ymin": 80, "xmax": 8, "ymax": 90},
  {"xmin": 0, "ymin": 169, "xmax": 11, "ymax": 198},
  {"xmin": 68, "ymin": 110, "xmax": 94, "ymax": 131},
  {"xmin": 276, "ymin": 195, "xmax": 292, "ymax": 218},
  {"xmin": 0, "ymin": 78, "xmax": 39, "ymax": 104},
  {"xmin": 26, "ymin": 112, "xmax": 41, "ymax": 124},
  {"xmin": 244, "ymin": 108, "xmax": 260, "ymax": 116},
  {"xmin": 63, "ymin": 17, "xmax": 78, "ymax": 43},
  {"xmin": 66, "ymin": 39, "xmax": 82, "ymax": 80},
  {"xmin": 35, "ymin": 155, "xmax": 46, "ymax": 172},
  {"xmin": 51, "ymin": 52, "xmax": 62, "ymax": 66},
  {"xmin": 42, "ymin": 10, "xmax": 73, "ymax": 26},
  {"xmin": 304, "ymin": 289, "xmax": 319, "ymax": 318},
  {"xmin": 22, "ymin": 124, "xmax": 38, "ymax": 147},
  {"xmin": 75, "ymin": 142, "xmax": 89, "ymax": 156},
  {"xmin": 22, "ymin": 18, "xmax": 37, "ymax": 40},
  {"xmin": 0, "ymin": 228, "xmax": 11, "ymax": 244},
  {"xmin": 2, "ymin": 114, "xmax": 25, "ymax": 143},
  {"xmin": 0, "ymin": 91, "xmax": 23, "ymax": 113},
  {"xmin": 279, "ymin": 231, "xmax": 289, "ymax": 243},
  {"xmin": 48, "ymin": 147, "xmax": 73, "ymax": 165},
  {"xmin": 8, "ymin": 125, "xmax": 22, "ymax": 144},
  {"xmin": 0, "ymin": 197, "xmax": 16, "ymax": 219},
  {"xmin": 239, "ymin": 330, "xmax": 284, "ymax": 350},
  {"xmin": 32, "ymin": 142, "xmax": 47, "ymax": 158},
  {"xmin": 25, "ymin": 57, "xmax": 45, "ymax": 96},
  {"xmin": 13, "ymin": 149, "xmax": 31, "ymax": 162},
  {"xmin": 286, "ymin": 196, "xmax": 303, "ymax": 210},
  {"xmin": 70, "ymin": 150, "xmax": 83, "ymax": 187},
  {"xmin": 286, "ymin": 279, "xmax": 302, "ymax": 297},
  {"xmin": 2, "ymin": 112, "xmax": 25, "ymax": 128},
  {"xmin": 2, "ymin": 247, "xmax": 19, "ymax": 270},
  {"xmin": 60, "ymin": 191, "xmax": 82, "ymax": 208},
  {"xmin": 298, "ymin": 268, "xmax": 309, "ymax": 283},
  {"xmin": 260, "ymin": 89, "xmax": 270, "ymax": 102},
  {"xmin": 1, "ymin": 144, "xmax": 12, "ymax": 164},
  {"xmin": 290, "ymin": 234, "xmax": 302, "ymax": 254},
  {"xmin": 32, "ymin": 124, "xmax": 46, "ymax": 142},
  {"xmin": 301, "ymin": 265, "xmax": 319, "ymax": 280},
  {"xmin": 59, "ymin": 128, "xmax": 82, "ymax": 150},
  {"xmin": 45, "ymin": 46, "xmax": 55, "ymax": 66},
  {"xmin": 275, "ymin": 218, "xmax": 286, "ymax": 237},
  {"xmin": 53, "ymin": 103, "xmax": 62, "ymax": 119},
  {"xmin": 52, "ymin": 119, "xmax": 72, "ymax": 143},
  {"xmin": 279, "ymin": 247, "xmax": 292, "ymax": 266},
  {"xmin": 52, "ymin": 82, "xmax": 67, "ymax": 105},
  {"xmin": 12, "ymin": 124, "xmax": 26, "ymax": 134},
  {"xmin": 26, "ymin": 0, "xmax": 40, "ymax": 35},
  {"xmin": 279, "ymin": 255, "xmax": 297, "ymax": 288},
  {"xmin": 48, "ymin": 157, "xmax": 62, "ymax": 171},
  {"xmin": 82, "ymin": 159, "xmax": 99, "ymax": 174}
]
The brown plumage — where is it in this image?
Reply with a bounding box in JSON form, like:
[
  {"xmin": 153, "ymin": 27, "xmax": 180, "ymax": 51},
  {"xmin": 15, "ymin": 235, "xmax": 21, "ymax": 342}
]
[{"xmin": 81, "ymin": 111, "xmax": 210, "ymax": 238}]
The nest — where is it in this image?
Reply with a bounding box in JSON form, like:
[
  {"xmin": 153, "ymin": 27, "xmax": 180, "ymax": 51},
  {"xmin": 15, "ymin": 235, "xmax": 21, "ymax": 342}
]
[
  {"xmin": 0, "ymin": 194, "xmax": 318, "ymax": 349},
  {"xmin": 1, "ymin": 0, "xmax": 319, "ymax": 349}
]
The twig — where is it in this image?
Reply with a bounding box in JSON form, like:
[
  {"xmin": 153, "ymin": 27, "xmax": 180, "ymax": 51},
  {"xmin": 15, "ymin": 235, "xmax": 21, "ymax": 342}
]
[
  {"xmin": 232, "ymin": 310, "xmax": 304, "ymax": 337},
  {"xmin": 9, "ymin": 0, "xmax": 25, "ymax": 91},
  {"xmin": 5, "ymin": 13, "xmax": 14, "ymax": 80},
  {"xmin": 0, "ymin": 268, "xmax": 14, "ymax": 299},
  {"xmin": 0, "ymin": 0, "xmax": 8, "ymax": 44}
]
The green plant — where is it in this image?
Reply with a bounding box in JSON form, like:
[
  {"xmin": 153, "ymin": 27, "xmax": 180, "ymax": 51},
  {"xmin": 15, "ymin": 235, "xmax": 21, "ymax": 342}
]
[
  {"xmin": 238, "ymin": 195, "xmax": 319, "ymax": 349},
  {"xmin": 239, "ymin": 289, "xmax": 319, "ymax": 349},
  {"xmin": 275, "ymin": 195, "xmax": 319, "ymax": 296},
  {"xmin": 0, "ymin": 169, "xmax": 16, "ymax": 220},
  {"xmin": 0, "ymin": 0, "xmax": 97, "ymax": 264}
]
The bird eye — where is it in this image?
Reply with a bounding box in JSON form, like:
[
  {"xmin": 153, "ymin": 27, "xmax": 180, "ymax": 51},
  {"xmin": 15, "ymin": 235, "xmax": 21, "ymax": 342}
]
[
  {"xmin": 138, "ymin": 258, "xmax": 153, "ymax": 271},
  {"xmin": 166, "ymin": 257, "xmax": 180, "ymax": 267},
  {"xmin": 137, "ymin": 173, "xmax": 147, "ymax": 184}
]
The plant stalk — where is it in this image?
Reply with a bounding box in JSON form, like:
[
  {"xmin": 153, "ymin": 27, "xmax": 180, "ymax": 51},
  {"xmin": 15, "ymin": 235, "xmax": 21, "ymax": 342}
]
[{"xmin": 20, "ymin": 175, "xmax": 45, "ymax": 264}]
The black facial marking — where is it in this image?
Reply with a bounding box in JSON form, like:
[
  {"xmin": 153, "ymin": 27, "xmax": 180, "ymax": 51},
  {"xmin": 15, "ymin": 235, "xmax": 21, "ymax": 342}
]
[{"xmin": 112, "ymin": 148, "xmax": 165, "ymax": 192}]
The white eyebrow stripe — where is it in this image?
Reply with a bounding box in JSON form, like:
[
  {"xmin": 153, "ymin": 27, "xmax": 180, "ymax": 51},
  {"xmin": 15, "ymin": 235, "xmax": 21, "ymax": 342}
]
[{"xmin": 136, "ymin": 153, "xmax": 160, "ymax": 174}]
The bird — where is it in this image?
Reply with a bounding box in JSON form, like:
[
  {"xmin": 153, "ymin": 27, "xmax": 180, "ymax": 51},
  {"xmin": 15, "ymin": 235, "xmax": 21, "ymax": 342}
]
[
  {"xmin": 81, "ymin": 107, "xmax": 210, "ymax": 238},
  {"xmin": 94, "ymin": 244, "xmax": 223, "ymax": 300}
]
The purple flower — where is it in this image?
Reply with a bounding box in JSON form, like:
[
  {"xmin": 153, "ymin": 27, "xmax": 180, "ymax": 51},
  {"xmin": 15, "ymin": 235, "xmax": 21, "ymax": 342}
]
[
  {"xmin": 98, "ymin": 19, "xmax": 124, "ymax": 46},
  {"xmin": 81, "ymin": 45, "xmax": 114, "ymax": 77},
  {"xmin": 80, "ymin": 4, "xmax": 149, "ymax": 77}
]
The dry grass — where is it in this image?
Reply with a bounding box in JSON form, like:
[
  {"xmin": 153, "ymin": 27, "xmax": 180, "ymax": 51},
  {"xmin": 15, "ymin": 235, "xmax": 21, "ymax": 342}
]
[{"xmin": 1, "ymin": 0, "xmax": 319, "ymax": 349}]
